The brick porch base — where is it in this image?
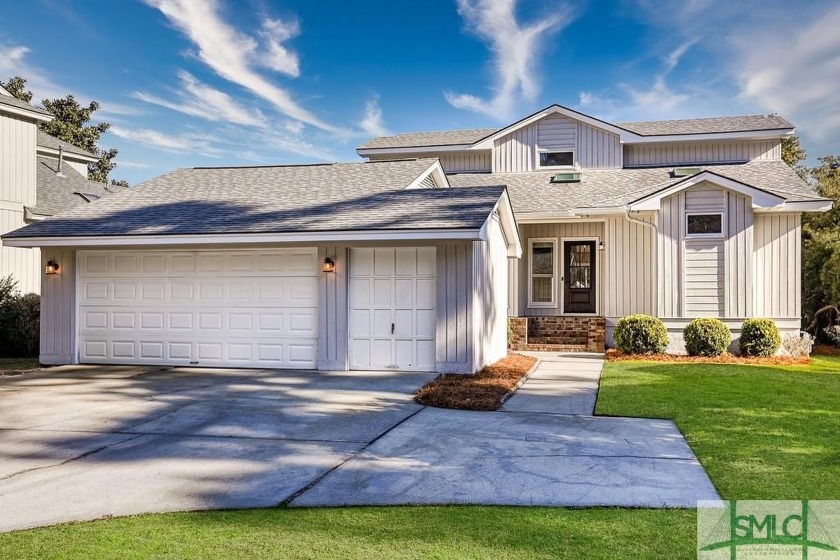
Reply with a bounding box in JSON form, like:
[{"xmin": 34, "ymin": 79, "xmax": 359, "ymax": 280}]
[{"xmin": 509, "ymin": 316, "xmax": 606, "ymax": 353}]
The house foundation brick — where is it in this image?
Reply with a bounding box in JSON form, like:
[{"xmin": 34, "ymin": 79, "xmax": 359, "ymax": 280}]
[{"xmin": 508, "ymin": 316, "xmax": 605, "ymax": 353}]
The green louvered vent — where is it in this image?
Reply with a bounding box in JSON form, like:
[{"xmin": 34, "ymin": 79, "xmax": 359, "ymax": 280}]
[
  {"xmin": 550, "ymin": 172, "xmax": 581, "ymax": 183},
  {"xmin": 671, "ymin": 167, "xmax": 702, "ymax": 178}
]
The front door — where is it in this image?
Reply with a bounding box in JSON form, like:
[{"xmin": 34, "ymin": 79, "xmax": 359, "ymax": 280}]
[{"xmin": 563, "ymin": 240, "xmax": 596, "ymax": 314}]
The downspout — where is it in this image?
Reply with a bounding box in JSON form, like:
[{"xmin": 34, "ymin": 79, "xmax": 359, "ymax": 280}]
[{"xmin": 623, "ymin": 206, "xmax": 659, "ymax": 317}]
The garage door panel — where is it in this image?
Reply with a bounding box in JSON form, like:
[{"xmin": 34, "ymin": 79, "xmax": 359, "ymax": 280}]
[{"xmin": 79, "ymin": 249, "xmax": 318, "ymax": 368}]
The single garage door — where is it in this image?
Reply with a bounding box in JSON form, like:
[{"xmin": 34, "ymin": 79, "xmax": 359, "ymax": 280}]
[
  {"xmin": 349, "ymin": 247, "xmax": 436, "ymax": 371},
  {"xmin": 78, "ymin": 249, "xmax": 318, "ymax": 368}
]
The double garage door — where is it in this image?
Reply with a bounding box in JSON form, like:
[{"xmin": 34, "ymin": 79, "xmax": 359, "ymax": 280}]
[{"xmin": 78, "ymin": 249, "xmax": 319, "ymax": 368}]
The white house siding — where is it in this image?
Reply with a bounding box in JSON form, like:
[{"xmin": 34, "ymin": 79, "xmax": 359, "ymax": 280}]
[
  {"xmin": 368, "ymin": 152, "xmax": 491, "ymax": 173},
  {"xmin": 0, "ymin": 114, "xmax": 39, "ymax": 293},
  {"xmin": 516, "ymin": 221, "xmax": 605, "ymax": 316},
  {"xmin": 317, "ymin": 245, "xmax": 348, "ymax": 370},
  {"xmin": 684, "ymin": 240, "xmax": 725, "ymax": 317},
  {"xmin": 471, "ymin": 218, "xmax": 509, "ymax": 369},
  {"xmin": 754, "ymin": 213, "xmax": 801, "ymax": 320},
  {"xmin": 40, "ymin": 247, "xmax": 77, "ymax": 364},
  {"xmin": 624, "ymin": 140, "xmax": 781, "ymax": 167},
  {"xmin": 66, "ymin": 160, "xmax": 88, "ymax": 176},
  {"xmin": 725, "ymin": 192, "xmax": 754, "ymax": 318},
  {"xmin": 493, "ymin": 115, "xmax": 622, "ymax": 172},
  {"xmin": 604, "ymin": 214, "xmax": 657, "ymax": 319}
]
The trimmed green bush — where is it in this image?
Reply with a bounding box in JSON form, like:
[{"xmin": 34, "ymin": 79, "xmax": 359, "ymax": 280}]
[
  {"xmin": 614, "ymin": 315, "xmax": 669, "ymax": 354},
  {"xmin": 683, "ymin": 318, "xmax": 730, "ymax": 357},
  {"xmin": 0, "ymin": 275, "xmax": 40, "ymax": 358},
  {"xmin": 740, "ymin": 318, "xmax": 781, "ymax": 357}
]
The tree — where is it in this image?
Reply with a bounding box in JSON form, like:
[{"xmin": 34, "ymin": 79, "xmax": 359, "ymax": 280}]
[
  {"xmin": 781, "ymin": 136, "xmax": 807, "ymax": 178},
  {"xmin": 0, "ymin": 76, "xmax": 127, "ymax": 185}
]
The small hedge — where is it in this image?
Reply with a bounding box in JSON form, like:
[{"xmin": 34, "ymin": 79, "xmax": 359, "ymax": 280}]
[
  {"xmin": 0, "ymin": 275, "xmax": 40, "ymax": 358},
  {"xmin": 613, "ymin": 315, "xmax": 669, "ymax": 354},
  {"xmin": 740, "ymin": 318, "xmax": 781, "ymax": 357},
  {"xmin": 683, "ymin": 318, "xmax": 730, "ymax": 357}
]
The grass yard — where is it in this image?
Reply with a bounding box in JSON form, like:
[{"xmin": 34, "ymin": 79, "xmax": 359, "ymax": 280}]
[{"xmin": 1, "ymin": 355, "xmax": 838, "ymax": 559}]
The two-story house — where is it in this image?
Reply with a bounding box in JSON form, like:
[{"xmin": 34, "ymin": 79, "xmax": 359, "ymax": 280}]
[
  {"xmin": 0, "ymin": 86, "xmax": 116, "ymax": 294},
  {"xmin": 357, "ymin": 104, "xmax": 831, "ymax": 351},
  {"xmin": 2, "ymin": 103, "xmax": 830, "ymax": 371}
]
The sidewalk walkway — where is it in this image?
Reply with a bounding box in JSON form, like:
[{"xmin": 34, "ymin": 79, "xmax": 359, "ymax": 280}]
[{"xmin": 502, "ymin": 352, "xmax": 604, "ymax": 415}]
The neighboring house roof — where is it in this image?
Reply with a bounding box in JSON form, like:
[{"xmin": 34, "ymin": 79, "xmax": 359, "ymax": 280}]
[
  {"xmin": 36, "ymin": 130, "xmax": 98, "ymax": 160},
  {"xmin": 615, "ymin": 114, "xmax": 795, "ymax": 136},
  {"xmin": 447, "ymin": 160, "xmax": 825, "ymax": 214},
  {"xmin": 4, "ymin": 159, "xmax": 506, "ymax": 239},
  {"xmin": 358, "ymin": 128, "xmax": 499, "ymax": 150},
  {"xmin": 29, "ymin": 156, "xmax": 123, "ymax": 218},
  {"xmin": 0, "ymin": 94, "xmax": 52, "ymax": 121}
]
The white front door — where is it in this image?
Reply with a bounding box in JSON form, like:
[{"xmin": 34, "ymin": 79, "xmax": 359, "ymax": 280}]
[
  {"xmin": 78, "ymin": 249, "xmax": 319, "ymax": 368},
  {"xmin": 349, "ymin": 247, "xmax": 436, "ymax": 371}
]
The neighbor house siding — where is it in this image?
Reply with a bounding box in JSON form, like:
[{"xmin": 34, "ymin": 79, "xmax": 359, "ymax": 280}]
[
  {"xmin": 0, "ymin": 207, "xmax": 40, "ymax": 294},
  {"xmin": 754, "ymin": 213, "xmax": 801, "ymax": 319},
  {"xmin": 0, "ymin": 114, "xmax": 37, "ymax": 207},
  {"xmin": 492, "ymin": 115, "xmax": 622, "ymax": 171},
  {"xmin": 516, "ymin": 221, "xmax": 605, "ymax": 316},
  {"xmin": 604, "ymin": 214, "xmax": 656, "ymax": 318},
  {"xmin": 368, "ymin": 152, "xmax": 491, "ymax": 173},
  {"xmin": 624, "ymin": 140, "xmax": 781, "ymax": 167},
  {"xmin": 471, "ymin": 218, "xmax": 509, "ymax": 369},
  {"xmin": 40, "ymin": 247, "xmax": 77, "ymax": 364}
]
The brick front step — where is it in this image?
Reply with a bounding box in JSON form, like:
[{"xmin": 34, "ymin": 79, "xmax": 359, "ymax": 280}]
[
  {"xmin": 509, "ymin": 316, "xmax": 606, "ymax": 353},
  {"xmin": 528, "ymin": 337, "xmax": 589, "ymax": 345},
  {"xmin": 518, "ymin": 344, "xmax": 590, "ymax": 352}
]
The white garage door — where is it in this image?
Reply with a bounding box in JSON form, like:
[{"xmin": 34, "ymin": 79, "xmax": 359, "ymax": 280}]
[
  {"xmin": 78, "ymin": 249, "xmax": 318, "ymax": 368},
  {"xmin": 349, "ymin": 247, "xmax": 436, "ymax": 371}
]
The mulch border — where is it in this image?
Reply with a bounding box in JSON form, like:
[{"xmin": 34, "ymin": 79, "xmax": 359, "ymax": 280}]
[
  {"xmin": 497, "ymin": 355, "xmax": 541, "ymax": 408},
  {"xmin": 605, "ymin": 348, "xmax": 810, "ymax": 366}
]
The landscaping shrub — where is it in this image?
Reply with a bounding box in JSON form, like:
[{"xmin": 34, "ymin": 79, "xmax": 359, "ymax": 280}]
[
  {"xmin": 740, "ymin": 318, "xmax": 782, "ymax": 357},
  {"xmin": 613, "ymin": 314, "xmax": 669, "ymax": 354},
  {"xmin": 782, "ymin": 332, "xmax": 814, "ymax": 358},
  {"xmin": 0, "ymin": 275, "xmax": 40, "ymax": 358},
  {"xmin": 683, "ymin": 318, "xmax": 730, "ymax": 357}
]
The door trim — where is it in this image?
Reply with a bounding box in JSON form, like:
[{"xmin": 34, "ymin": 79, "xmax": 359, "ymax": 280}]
[{"xmin": 560, "ymin": 236, "xmax": 600, "ymax": 316}]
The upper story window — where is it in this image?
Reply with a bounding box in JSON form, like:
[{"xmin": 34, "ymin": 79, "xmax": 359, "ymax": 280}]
[
  {"xmin": 538, "ymin": 150, "xmax": 574, "ymax": 168},
  {"xmin": 686, "ymin": 213, "xmax": 724, "ymax": 237}
]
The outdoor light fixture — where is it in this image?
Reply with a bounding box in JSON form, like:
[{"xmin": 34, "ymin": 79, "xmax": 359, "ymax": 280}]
[
  {"xmin": 45, "ymin": 260, "xmax": 59, "ymax": 275},
  {"xmin": 322, "ymin": 257, "xmax": 335, "ymax": 273},
  {"xmin": 598, "ymin": 241, "xmax": 605, "ymax": 250}
]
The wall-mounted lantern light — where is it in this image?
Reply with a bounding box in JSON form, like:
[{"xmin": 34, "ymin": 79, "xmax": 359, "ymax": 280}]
[
  {"xmin": 322, "ymin": 257, "xmax": 336, "ymax": 273},
  {"xmin": 598, "ymin": 241, "xmax": 605, "ymax": 251},
  {"xmin": 45, "ymin": 260, "xmax": 60, "ymax": 275}
]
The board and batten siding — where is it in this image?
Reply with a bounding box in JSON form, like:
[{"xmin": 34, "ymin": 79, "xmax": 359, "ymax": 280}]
[
  {"xmin": 367, "ymin": 152, "xmax": 491, "ymax": 173},
  {"xmin": 753, "ymin": 213, "xmax": 801, "ymax": 319},
  {"xmin": 317, "ymin": 245, "xmax": 348, "ymax": 370},
  {"xmin": 40, "ymin": 247, "xmax": 77, "ymax": 364},
  {"xmin": 471, "ymin": 218, "xmax": 509, "ymax": 369},
  {"xmin": 493, "ymin": 114, "xmax": 622, "ymax": 171},
  {"xmin": 624, "ymin": 140, "xmax": 781, "ymax": 167},
  {"xmin": 0, "ymin": 207, "xmax": 40, "ymax": 294},
  {"xmin": 516, "ymin": 221, "xmax": 605, "ymax": 316},
  {"xmin": 659, "ymin": 183, "xmax": 755, "ymax": 319},
  {"xmin": 0, "ymin": 114, "xmax": 37, "ymax": 206},
  {"xmin": 604, "ymin": 214, "xmax": 656, "ymax": 318}
]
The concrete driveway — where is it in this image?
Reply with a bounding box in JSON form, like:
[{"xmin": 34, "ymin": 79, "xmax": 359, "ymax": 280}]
[{"xmin": 0, "ymin": 357, "xmax": 718, "ymax": 532}]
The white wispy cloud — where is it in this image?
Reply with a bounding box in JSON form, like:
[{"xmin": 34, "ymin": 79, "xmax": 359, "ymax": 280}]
[
  {"xmin": 134, "ymin": 70, "xmax": 264, "ymax": 126},
  {"xmin": 110, "ymin": 126, "xmax": 224, "ymax": 157},
  {"xmin": 144, "ymin": 0, "xmax": 344, "ymax": 133},
  {"xmin": 259, "ymin": 18, "xmax": 301, "ymax": 77},
  {"xmin": 444, "ymin": 0, "xmax": 574, "ymax": 119},
  {"xmin": 359, "ymin": 95, "xmax": 390, "ymax": 137}
]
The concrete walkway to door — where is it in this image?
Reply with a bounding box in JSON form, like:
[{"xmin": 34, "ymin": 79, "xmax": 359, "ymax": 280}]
[{"xmin": 502, "ymin": 352, "xmax": 604, "ymax": 415}]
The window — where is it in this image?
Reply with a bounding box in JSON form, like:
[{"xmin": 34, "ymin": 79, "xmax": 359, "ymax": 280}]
[
  {"xmin": 686, "ymin": 213, "xmax": 724, "ymax": 237},
  {"xmin": 538, "ymin": 150, "xmax": 574, "ymax": 168},
  {"xmin": 528, "ymin": 239, "xmax": 557, "ymax": 307}
]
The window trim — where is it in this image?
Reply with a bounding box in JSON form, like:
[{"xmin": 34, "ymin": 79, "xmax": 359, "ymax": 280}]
[
  {"xmin": 536, "ymin": 148, "xmax": 576, "ymax": 170},
  {"xmin": 685, "ymin": 212, "xmax": 726, "ymax": 239},
  {"xmin": 528, "ymin": 237, "xmax": 558, "ymax": 308}
]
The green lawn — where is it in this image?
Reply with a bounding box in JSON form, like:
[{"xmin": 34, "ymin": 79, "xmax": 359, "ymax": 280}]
[{"xmin": 1, "ymin": 356, "xmax": 838, "ymax": 559}]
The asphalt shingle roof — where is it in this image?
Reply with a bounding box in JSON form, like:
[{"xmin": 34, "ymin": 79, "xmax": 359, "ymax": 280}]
[
  {"xmin": 5, "ymin": 159, "xmax": 505, "ymax": 239},
  {"xmin": 0, "ymin": 94, "xmax": 52, "ymax": 118},
  {"xmin": 31, "ymin": 156, "xmax": 124, "ymax": 217},
  {"xmin": 448, "ymin": 160, "xmax": 822, "ymax": 214},
  {"xmin": 36, "ymin": 130, "xmax": 97, "ymax": 158},
  {"xmin": 358, "ymin": 114, "xmax": 796, "ymax": 150}
]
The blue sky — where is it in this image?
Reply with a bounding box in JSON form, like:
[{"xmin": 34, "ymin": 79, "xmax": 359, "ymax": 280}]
[{"xmin": 1, "ymin": 0, "xmax": 838, "ymax": 184}]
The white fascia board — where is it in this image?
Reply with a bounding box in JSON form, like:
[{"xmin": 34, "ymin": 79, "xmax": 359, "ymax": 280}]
[
  {"xmin": 0, "ymin": 104, "xmax": 53, "ymax": 123},
  {"xmin": 624, "ymin": 128, "xmax": 794, "ymax": 144},
  {"xmin": 36, "ymin": 146, "xmax": 99, "ymax": 163},
  {"xmin": 629, "ymin": 172, "xmax": 785, "ymax": 211},
  {"xmin": 495, "ymin": 190, "xmax": 522, "ymax": 257},
  {"xmin": 2, "ymin": 229, "xmax": 485, "ymax": 248},
  {"xmin": 357, "ymin": 144, "xmax": 474, "ymax": 157},
  {"xmin": 755, "ymin": 200, "xmax": 833, "ymax": 213},
  {"xmin": 470, "ymin": 105, "xmax": 638, "ymax": 150},
  {"xmin": 404, "ymin": 160, "xmax": 450, "ymax": 189}
]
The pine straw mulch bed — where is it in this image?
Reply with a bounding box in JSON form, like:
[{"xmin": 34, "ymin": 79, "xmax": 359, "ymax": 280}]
[
  {"xmin": 812, "ymin": 343, "xmax": 840, "ymax": 356},
  {"xmin": 605, "ymin": 348, "xmax": 810, "ymax": 366},
  {"xmin": 415, "ymin": 353, "xmax": 538, "ymax": 411}
]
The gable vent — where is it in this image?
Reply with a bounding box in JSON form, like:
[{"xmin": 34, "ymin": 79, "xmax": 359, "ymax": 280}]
[
  {"xmin": 550, "ymin": 172, "xmax": 581, "ymax": 183},
  {"xmin": 671, "ymin": 167, "xmax": 702, "ymax": 178}
]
